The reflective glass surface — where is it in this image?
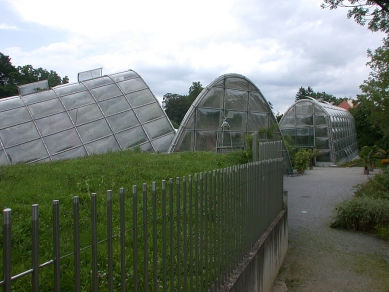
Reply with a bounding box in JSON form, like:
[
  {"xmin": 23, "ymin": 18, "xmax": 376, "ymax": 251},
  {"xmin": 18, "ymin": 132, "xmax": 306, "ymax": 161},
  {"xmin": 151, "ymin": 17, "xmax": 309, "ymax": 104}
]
[{"xmin": 0, "ymin": 69, "xmax": 175, "ymax": 165}]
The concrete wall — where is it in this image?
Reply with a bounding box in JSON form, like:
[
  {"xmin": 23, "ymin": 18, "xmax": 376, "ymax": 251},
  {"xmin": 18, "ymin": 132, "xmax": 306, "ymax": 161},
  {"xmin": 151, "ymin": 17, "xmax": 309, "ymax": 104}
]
[{"xmin": 219, "ymin": 209, "xmax": 288, "ymax": 292}]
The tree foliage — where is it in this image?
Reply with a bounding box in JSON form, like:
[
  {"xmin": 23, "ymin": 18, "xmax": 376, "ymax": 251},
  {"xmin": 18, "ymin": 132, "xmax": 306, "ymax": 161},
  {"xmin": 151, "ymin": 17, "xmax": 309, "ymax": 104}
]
[
  {"xmin": 321, "ymin": 0, "xmax": 389, "ymax": 33},
  {"xmin": 0, "ymin": 52, "xmax": 69, "ymax": 99},
  {"xmin": 295, "ymin": 86, "xmax": 347, "ymax": 105},
  {"xmin": 357, "ymin": 38, "xmax": 389, "ymax": 147},
  {"xmin": 163, "ymin": 81, "xmax": 203, "ymax": 127}
]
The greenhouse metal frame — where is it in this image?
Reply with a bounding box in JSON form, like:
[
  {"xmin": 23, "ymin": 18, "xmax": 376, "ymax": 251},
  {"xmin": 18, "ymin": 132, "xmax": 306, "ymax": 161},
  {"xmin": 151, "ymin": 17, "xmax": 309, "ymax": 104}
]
[
  {"xmin": 0, "ymin": 69, "xmax": 176, "ymax": 166},
  {"xmin": 279, "ymin": 97, "xmax": 358, "ymax": 164}
]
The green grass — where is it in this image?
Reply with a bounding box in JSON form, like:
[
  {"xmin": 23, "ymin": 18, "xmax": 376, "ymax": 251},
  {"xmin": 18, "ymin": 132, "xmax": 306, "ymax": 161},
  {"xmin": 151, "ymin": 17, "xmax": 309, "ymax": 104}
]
[{"xmin": 0, "ymin": 149, "xmax": 246, "ymax": 291}]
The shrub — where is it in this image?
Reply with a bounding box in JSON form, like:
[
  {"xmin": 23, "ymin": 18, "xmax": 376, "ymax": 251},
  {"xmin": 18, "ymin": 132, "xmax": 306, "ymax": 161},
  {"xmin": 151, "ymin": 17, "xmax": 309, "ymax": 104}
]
[
  {"xmin": 381, "ymin": 159, "xmax": 389, "ymax": 166},
  {"xmin": 331, "ymin": 197, "xmax": 389, "ymax": 232}
]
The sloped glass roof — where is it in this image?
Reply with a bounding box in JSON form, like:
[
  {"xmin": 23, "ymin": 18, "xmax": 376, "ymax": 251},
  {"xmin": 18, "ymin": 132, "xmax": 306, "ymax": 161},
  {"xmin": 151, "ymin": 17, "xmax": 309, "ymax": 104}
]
[
  {"xmin": 0, "ymin": 69, "xmax": 176, "ymax": 165},
  {"xmin": 279, "ymin": 98, "xmax": 358, "ymax": 164}
]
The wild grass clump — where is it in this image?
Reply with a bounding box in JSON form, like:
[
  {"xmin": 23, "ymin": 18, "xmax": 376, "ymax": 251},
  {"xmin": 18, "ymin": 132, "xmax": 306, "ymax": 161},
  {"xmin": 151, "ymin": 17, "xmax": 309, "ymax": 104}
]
[{"xmin": 331, "ymin": 171, "xmax": 389, "ymax": 240}]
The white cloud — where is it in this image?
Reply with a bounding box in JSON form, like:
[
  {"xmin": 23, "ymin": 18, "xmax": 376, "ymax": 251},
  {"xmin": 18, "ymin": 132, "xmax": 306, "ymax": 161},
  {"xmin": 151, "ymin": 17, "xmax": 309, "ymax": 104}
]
[
  {"xmin": 2, "ymin": 0, "xmax": 386, "ymax": 114},
  {"xmin": 0, "ymin": 23, "xmax": 19, "ymax": 30}
]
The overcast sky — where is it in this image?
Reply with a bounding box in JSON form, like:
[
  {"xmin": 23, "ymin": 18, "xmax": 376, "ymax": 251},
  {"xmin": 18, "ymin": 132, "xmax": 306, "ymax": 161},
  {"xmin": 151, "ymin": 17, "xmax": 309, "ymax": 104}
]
[{"xmin": 0, "ymin": 0, "xmax": 386, "ymax": 114}]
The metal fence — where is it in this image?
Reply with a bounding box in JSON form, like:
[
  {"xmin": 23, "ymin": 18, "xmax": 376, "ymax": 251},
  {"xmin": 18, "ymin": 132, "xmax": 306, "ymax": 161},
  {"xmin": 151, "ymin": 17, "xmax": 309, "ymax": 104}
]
[{"xmin": 1, "ymin": 142, "xmax": 284, "ymax": 291}]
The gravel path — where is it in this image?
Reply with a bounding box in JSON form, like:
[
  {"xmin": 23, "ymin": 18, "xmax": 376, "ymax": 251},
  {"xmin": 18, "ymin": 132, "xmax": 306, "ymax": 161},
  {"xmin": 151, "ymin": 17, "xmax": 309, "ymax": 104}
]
[{"xmin": 272, "ymin": 166, "xmax": 389, "ymax": 292}]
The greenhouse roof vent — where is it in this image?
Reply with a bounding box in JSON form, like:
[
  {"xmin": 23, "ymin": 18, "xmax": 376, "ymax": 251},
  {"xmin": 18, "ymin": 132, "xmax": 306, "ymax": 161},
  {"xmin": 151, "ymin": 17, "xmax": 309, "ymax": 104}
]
[{"xmin": 78, "ymin": 68, "xmax": 102, "ymax": 82}]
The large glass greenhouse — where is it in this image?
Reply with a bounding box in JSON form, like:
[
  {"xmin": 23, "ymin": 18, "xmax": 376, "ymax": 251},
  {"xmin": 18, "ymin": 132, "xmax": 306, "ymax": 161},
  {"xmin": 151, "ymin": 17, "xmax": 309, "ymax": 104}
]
[
  {"xmin": 279, "ymin": 98, "xmax": 359, "ymax": 164},
  {"xmin": 0, "ymin": 69, "xmax": 176, "ymax": 165},
  {"xmin": 169, "ymin": 73, "xmax": 282, "ymax": 153}
]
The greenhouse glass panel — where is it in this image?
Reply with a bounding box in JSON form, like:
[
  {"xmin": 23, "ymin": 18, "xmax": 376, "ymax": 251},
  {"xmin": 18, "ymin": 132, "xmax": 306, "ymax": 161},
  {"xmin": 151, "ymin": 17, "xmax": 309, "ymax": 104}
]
[
  {"xmin": 134, "ymin": 102, "xmax": 164, "ymax": 123},
  {"xmin": 85, "ymin": 135, "xmax": 120, "ymax": 154},
  {"xmin": 296, "ymin": 102, "xmax": 313, "ymax": 115},
  {"xmin": 280, "ymin": 128, "xmax": 296, "ymax": 138},
  {"xmin": 143, "ymin": 118, "xmax": 173, "ymax": 139},
  {"xmin": 117, "ymin": 78, "xmax": 147, "ymax": 94},
  {"xmin": 316, "ymin": 151, "xmax": 331, "ymax": 162},
  {"xmin": 68, "ymin": 103, "xmax": 103, "ymax": 125},
  {"xmin": 110, "ymin": 71, "xmax": 138, "ymax": 82},
  {"xmin": 196, "ymin": 108, "xmax": 221, "ymax": 130},
  {"xmin": 247, "ymin": 112, "xmax": 268, "ymax": 131},
  {"xmin": 35, "ymin": 112, "xmax": 73, "ymax": 136},
  {"xmin": 29, "ymin": 98, "xmax": 65, "ymax": 119},
  {"xmin": 225, "ymin": 111, "xmax": 246, "ymax": 131},
  {"xmin": 77, "ymin": 119, "xmax": 112, "ymax": 143},
  {"xmin": 225, "ymin": 89, "xmax": 248, "ymax": 110},
  {"xmin": 90, "ymin": 84, "xmax": 122, "ymax": 101},
  {"xmin": 315, "ymin": 137, "xmax": 329, "ymax": 149},
  {"xmin": 152, "ymin": 133, "xmax": 176, "ymax": 152},
  {"xmin": 24, "ymin": 90, "xmax": 57, "ymax": 105},
  {"xmin": 174, "ymin": 131, "xmax": 194, "ymax": 152},
  {"xmin": 107, "ymin": 110, "xmax": 139, "ymax": 133},
  {"xmin": 225, "ymin": 77, "xmax": 249, "ymax": 91},
  {"xmin": 296, "ymin": 114, "xmax": 313, "ymax": 126},
  {"xmin": 0, "ymin": 150, "xmax": 8, "ymax": 165},
  {"xmin": 51, "ymin": 146, "xmax": 87, "ymax": 161},
  {"xmin": 184, "ymin": 115, "xmax": 195, "ymax": 129},
  {"xmin": 0, "ymin": 107, "xmax": 32, "ymax": 129},
  {"xmin": 249, "ymin": 92, "xmax": 267, "ymax": 112},
  {"xmin": 7, "ymin": 140, "xmax": 48, "ymax": 164},
  {"xmin": 315, "ymin": 126, "xmax": 328, "ymax": 137},
  {"xmin": 126, "ymin": 90, "xmax": 154, "ymax": 107},
  {"xmin": 116, "ymin": 126, "xmax": 148, "ymax": 149},
  {"xmin": 139, "ymin": 142, "xmax": 152, "ymax": 152},
  {"xmin": 82, "ymin": 76, "xmax": 113, "ymax": 88},
  {"xmin": 296, "ymin": 136, "xmax": 314, "ymax": 147},
  {"xmin": 0, "ymin": 97, "xmax": 24, "ymax": 111},
  {"xmin": 0, "ymin": 122, "xmax": 40, "ymax": 148},
  {"xmin": 44, "ymin": 129, "xmax": 82, "ymax": 154},
  {"xmin": 61, "ymin": 90, "xmax": 95, "ymax": 109},
  {"xmin": 53, "ymin": 83, "xmax": 86, "ymax": 96},
  {"xmin": 198, "ymin": 87, "xmax": 224, "ymax": 108},
  {"xmin": 196, "ymin": 131, "xmax": 217, "ymax": 151},
  {"xmin": 280, "ymin": 111, "xmax": 295, "ymax": 127},
  {"xmin": 99, "ymin": 96, "xmax": 131, "ymax": 116}
]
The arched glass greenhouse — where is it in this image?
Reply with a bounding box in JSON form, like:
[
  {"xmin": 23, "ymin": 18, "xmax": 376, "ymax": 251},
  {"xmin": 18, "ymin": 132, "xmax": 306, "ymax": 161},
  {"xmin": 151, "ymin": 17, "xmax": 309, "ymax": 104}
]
[
  {"xmin": 0, "ymin": 69, "xmax": 176, "ymax": 166},
  {"xmin": 279, "ymin": 98, "xmax": 359, "ymax": 164}
]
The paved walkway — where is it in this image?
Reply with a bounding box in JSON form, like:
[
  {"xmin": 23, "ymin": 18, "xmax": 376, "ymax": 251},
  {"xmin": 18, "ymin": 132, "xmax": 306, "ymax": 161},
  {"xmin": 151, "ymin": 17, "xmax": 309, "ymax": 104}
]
[{"xmin": 272, "ymin": 166, "xmax": 389, "ymax": 292}]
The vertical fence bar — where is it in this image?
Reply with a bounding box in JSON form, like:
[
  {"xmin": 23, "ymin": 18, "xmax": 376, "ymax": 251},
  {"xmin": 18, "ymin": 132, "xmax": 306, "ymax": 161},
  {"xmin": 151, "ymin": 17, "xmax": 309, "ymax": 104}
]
[
  {"xmin": 3, "ymin": 208, "xmax": 11, "ymax": 292},
  {"xmin": 182, "ymin": 176, "xmax": 188, "ymax": 292},
  {"xmin": 53, "ymin": 200, "xmax": 61, "ymax": 292},
  {"xmin": 188, "ymin": 175, "xmax": 193, "ymax": 292},
  {"xmin": 73, "ymin": 196, "xmax": 81, "ymax": 292},
  {"xmin": 212, "ymin": 170, "xmax": 217, "ymax": 292},
  {"xmin": 142, "ymin": 184, "xmax": 148, "ymax": 292},
  {"xmin": 32, "ymin": 204, "xmax": 39, "ymax": 292},
  {"xmin": 169, "ymin": 178, "xmax": 174, "ymax": 292},
  {"xmin": 162, "ymin": 180, "xmax": 167, "ymax": 292},
  {"xmin": 91, "ymin": 193, "xmax": 98, "ymax": 292},
  {"xmin": 107, "ymin": 190, "xmax": 114, "ymax": 292},
  {"xmin": 176, "ymin": 177, "xmax": 181, "ymax": 291},
  {"xmin": 132, "ymin": 186, "xmax": 138, "ymax": 292},
  {"xmin": 194, "ymin": 174, "xmax": 199, "ymax": 292},
  {"xmin": 119, "ymin": 187, "xmax": 126, "ymax": 292},
  {"xmin": 152, "ymin": 182, "xmax": 158, "ymax": 292},
  {"xmin": 199, "ymin": 172, "xmax": 204, "ymax": 291},
  {"xmin": 203, "ymin": 172, "xmax": 209, "ymax": 290}
]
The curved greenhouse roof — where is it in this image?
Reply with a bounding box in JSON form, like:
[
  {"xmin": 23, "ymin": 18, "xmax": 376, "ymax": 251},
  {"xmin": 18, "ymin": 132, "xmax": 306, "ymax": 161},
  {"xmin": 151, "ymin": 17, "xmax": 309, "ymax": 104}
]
[
  {"xmin": 279, "ymin": 98, "xmax": 358, "ymax": 164},
  {"xmin": 169, "ymin": 73, "xmax": 280, "ymax": 153},
  {"xmin": 0, "ymin": 69, "xmax": 176, "ymax": 165}
]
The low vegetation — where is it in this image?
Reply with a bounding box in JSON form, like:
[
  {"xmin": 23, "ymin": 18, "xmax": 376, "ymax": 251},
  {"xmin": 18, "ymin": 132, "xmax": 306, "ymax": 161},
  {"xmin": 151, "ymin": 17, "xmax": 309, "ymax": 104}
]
[
  {"xmin": 0, "ymin": 150, "xmax": 245, "ymax": 290},
  {"xmin": 331, "ymin": 169, "xmax": 389, "ymax": 240}
]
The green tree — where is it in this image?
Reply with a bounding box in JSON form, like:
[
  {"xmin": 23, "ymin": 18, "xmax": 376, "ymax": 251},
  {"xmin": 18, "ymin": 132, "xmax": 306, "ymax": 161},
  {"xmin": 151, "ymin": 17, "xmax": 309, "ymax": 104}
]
[
  {"xmin": 321, "ymin": 1, "xmax": 389, "ymax": 33},
  {"xmin": 163, "ymin": 82, "xmax": 203, "ymax": 126},
  {"xmin": 357, "ymin": 38, "xmax": 389, "ymax": 146},
  {"xmin": 0, "ymin": 52, "xmax": 69, "ymax": 99},
  {"xmin": 295, "ymin": 86, "xmax": 347, "ymax": 105},
  {"xmin": 0, "ymin": 53, "xmax": 19, "ymax": 98}
]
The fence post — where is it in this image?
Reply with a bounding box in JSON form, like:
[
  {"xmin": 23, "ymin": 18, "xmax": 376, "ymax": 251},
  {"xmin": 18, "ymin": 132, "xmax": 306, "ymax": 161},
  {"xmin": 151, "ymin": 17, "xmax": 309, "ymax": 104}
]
[
  {"xmin": 32, "ymin": 204, "xmax": 39, "ymax": 292},
  {"xmin": 53, "ymin": 200, "xmax": 60, "ymax": 292},
  {"xmin": 73, "ymin": 196, "xmax": 80, "ymax": 292},
  {"xmin": 3, "ymin": 208, "xmax": 11, "ymax": 292}
]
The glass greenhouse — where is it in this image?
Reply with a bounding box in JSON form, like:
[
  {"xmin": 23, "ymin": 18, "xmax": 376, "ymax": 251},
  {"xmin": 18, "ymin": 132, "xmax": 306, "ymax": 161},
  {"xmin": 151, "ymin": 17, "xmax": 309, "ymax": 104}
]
[
  {"xmin": 279, "ymin": 98, "xmax": 359, "ymax": 164},
  {"xmin": 0, "ymin": 69, "xmax": 176, "ymax": 166}
]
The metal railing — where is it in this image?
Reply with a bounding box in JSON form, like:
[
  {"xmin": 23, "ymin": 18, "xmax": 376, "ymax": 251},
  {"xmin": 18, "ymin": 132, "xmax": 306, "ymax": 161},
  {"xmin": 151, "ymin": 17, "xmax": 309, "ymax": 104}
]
[{"xmin": 1, "ymin": 143, "xmax": 284, "ymax": 291}]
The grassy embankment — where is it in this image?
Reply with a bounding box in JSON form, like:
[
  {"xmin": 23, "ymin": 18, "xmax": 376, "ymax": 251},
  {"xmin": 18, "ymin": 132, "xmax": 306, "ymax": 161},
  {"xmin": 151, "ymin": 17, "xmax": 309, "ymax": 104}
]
[{"xmin": 0, "ymin": 150, "xmax": 246, "ymax": 290}]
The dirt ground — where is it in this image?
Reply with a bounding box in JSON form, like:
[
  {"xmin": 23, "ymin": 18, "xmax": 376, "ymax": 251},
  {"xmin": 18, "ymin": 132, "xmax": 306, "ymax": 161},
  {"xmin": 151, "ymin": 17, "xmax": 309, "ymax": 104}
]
[{"xmin": 272, "ymin": 167, "xmax": 389, "ymax": 292}]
